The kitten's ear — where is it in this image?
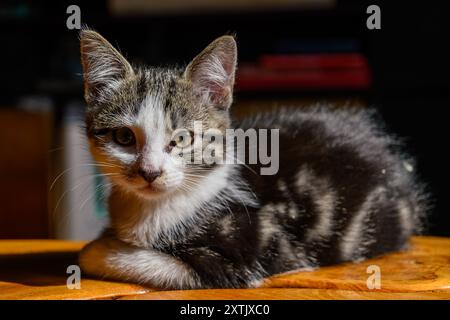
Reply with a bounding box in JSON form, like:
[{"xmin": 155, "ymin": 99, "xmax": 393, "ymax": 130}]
[
  {"xmin": 184, "ymin": 35, "xmax": 237, "ymax": 109},
  {"xmin": 79, "ymin": 29, "xmax": 134, "ymax": 104}
]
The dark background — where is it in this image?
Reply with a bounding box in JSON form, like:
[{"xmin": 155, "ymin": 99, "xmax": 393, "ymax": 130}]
[{"xmin": 0, "ymin": 0, "xmax": 448, "ymax": 237}]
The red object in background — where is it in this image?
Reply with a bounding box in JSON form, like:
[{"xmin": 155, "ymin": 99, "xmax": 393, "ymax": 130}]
[
  {"xmin": 259, "ymin": 53, "xmax": 368, "ymax": 70},
  {"xmin": 237, "ymin": 66, "xmax": 371, "ymax": 90},
  {"xmin": 236, "ymin": 53, "xmax": 372, "ymax": 91}
]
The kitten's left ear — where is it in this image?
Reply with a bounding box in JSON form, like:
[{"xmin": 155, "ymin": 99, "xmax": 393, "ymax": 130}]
[{"xmin": 184, "ymin": 35, "xmax": 237, "ymax": 109}]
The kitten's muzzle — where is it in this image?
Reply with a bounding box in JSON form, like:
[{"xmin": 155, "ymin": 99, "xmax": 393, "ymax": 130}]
[{"xmin": 138, "ymin": 169, "xmax": 162, "ymax": 183}]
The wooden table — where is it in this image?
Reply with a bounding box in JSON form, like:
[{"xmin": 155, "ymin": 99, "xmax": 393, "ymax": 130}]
[{"xmin": 0, "ymin": 237, "xmax": 449, "ymax": 300}]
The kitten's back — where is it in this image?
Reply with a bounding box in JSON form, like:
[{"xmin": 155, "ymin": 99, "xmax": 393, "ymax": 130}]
[{"xmin": 235, "ymin": 106, "xmax": 426, "ymax": 268}]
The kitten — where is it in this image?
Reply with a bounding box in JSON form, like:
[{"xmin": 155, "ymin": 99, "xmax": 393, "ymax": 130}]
[{"xmin": 78, "ymin": 30, "xmax": 427, "ymax": 289}]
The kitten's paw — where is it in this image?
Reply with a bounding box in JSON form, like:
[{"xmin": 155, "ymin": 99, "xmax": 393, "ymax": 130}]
[
  {"xmin": 78, "ymin": 238, "xmax": 116, "ymax": 278},
  {"xmin": 247, "ymin": 278, "xmax": 265, "ymax": 288}
]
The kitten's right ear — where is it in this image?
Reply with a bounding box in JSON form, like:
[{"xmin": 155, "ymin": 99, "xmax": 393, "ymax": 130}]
[{"xmin": 79, "ymin": 29, "xmax": 134, "ymax": 105}]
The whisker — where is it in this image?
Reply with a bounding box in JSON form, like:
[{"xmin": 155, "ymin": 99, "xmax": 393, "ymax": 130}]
[
  {"xmin": 51, "ymin": 172, "xmax": 120, "ymax": 217},
  {"xmin": 78, "ymin": 181, "xmax": 112, "ymax": 213},
  {"xmin": 50, "ymin": 163, "xmax": 122, "ymax": 191}
]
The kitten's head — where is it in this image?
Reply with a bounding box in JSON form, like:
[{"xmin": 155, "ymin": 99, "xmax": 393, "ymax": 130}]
[{"xmin": 80, "ymin": 30, "xmax": 237, "ymax": 198}]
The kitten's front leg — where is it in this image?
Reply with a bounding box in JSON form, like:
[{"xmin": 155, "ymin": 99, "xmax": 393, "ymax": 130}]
[{"xmin": 79, "ymin": 237, "xmax": 201, "ymax": 289}]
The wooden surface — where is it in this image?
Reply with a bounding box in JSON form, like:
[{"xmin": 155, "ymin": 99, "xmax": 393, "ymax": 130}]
[
  {"xmin": 0, "ymin": 237, "xmax": 449, "ymax": 300},
  {"xmin": 0, "ymin": 240, "xmax": 149, "ymax": 300},
  {"xmin": 121, "ymin": 288, "xmax": 450, "ymax": 300}
]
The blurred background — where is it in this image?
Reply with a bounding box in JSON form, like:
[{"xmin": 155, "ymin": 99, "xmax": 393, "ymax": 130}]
[{"xmin": 0, "ymin": 0, "xmax": 448, "ymax": 239}]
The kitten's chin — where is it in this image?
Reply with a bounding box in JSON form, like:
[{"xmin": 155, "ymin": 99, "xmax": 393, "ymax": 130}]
[
  {"xmin": 137, "ymin": 184, "xmax": 168, "ymax": 198},
  {"xmin": 111, "ymin": 180, "xmax": 168, "ymax": 200},
  {"xmin": 134, "ymin": 181, "xmax": 182, "ymax": 199},
  {"xmin": 113, "ymin": 175, "xmax": 184, "ymax": 199}
]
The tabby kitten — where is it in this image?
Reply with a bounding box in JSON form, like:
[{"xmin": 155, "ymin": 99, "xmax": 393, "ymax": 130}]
[{"xmin": 78, "ymin": 30, "xmax": 426, "ymax": 289}]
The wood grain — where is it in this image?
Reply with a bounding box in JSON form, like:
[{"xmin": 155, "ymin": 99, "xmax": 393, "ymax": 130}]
[
  {"xmin": 0, "ymin": 279, "xmax": 149, "ymax": 300},
  {"xmin": 120, "ymin": 288, "xmax": 450, "ymax": 300},
  {"xmin": 0, "ymin": 240, "xmax": 86, "ymax": 255},
  {"xmin": 0, "ymin": 236, "xmax": 449, "ymax": 300},
  {"xmin": 0, "ymin": 240, "xmax": 150, "ymax": 300},
  {"xmin": 262, "ymin": 237, "xmax": 450, "ymax": 293}
]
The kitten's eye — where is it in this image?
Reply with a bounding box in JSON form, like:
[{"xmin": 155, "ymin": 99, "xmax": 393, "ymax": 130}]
[
  {"xmin": 170, "ymin": 130, "xmax": 194, "ymax": 149},
  {"xmin": 112, "ymin": 127, "xmax": 136, "ymax": 146}
]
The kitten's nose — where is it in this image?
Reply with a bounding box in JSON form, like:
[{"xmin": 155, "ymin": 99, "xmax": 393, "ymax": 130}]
[{"xmin": 138, "ymin": 169, "xmax": 162, "ymax": 183}]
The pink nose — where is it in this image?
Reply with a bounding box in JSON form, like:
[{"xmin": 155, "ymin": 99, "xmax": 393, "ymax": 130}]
[{"xmin": 138, "ymin": 169, "xmax": 162, "ymax": 183}]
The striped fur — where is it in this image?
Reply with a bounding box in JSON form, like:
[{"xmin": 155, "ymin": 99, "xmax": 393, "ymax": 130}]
[{"xmin": 78, "ymin": 30, "xmax": 427, "ymax": 289}]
